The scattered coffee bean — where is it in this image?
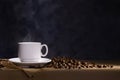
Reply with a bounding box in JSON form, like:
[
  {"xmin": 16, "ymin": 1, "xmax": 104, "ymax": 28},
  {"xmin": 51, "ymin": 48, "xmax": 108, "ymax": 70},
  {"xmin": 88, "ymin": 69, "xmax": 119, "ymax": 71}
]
[
  {"xmin": 88, "ymin": 64, "xmax": 94, "ymax": 68},
  {"xmin": 110, "ymin": 65, "xmax": 113, "ymax": 68},
  {"xmin": 103, "ymin": 65, "xmax": 107, "ymax": 68},
  {"xmin": 81, "ymin": 65, "xmax": 85, "ymax": 68},
  {"xmin": 96, "ymin": 65, "xmax": 102, "ymax": 68}
]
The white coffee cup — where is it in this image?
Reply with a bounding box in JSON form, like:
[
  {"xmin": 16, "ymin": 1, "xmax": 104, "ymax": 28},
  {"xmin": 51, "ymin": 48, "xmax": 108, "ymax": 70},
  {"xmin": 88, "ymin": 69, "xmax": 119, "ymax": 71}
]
[{"xmin": 18, "ymin": 42, "xmax": 48, "ymax": 62}]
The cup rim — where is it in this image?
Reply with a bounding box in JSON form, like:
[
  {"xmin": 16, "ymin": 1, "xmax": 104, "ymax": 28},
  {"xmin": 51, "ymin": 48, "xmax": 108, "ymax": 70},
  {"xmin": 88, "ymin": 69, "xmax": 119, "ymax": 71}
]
[{"xmin": 18, "ymin": 42, "xmax": 41, "ymax": 44}]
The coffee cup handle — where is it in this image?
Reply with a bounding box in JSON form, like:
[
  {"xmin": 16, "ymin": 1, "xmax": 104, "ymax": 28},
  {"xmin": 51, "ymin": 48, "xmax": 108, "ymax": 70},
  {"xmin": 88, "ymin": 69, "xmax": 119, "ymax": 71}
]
[{"xmin": 41, "ymin": 44, "xmax": 48, "ymax": 57}]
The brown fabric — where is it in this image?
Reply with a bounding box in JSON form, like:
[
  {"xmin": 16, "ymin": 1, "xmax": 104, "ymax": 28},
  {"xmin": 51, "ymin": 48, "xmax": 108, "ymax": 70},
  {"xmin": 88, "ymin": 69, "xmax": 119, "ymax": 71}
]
[{"xmin": 0, "ymin": 59, "xmax": 32, "ymax": 78}]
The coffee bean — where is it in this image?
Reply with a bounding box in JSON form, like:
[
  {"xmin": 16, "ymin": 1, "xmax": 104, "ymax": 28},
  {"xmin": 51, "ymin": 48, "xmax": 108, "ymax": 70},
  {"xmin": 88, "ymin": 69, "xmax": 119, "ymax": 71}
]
[
  {"xmin": 89, "ymin": 66, "xmax": 93, "ymax": 68},
  {"xmin": 110, "ymin": 65, "xmax": 113, "ymax": 68},
  {"xmin": 103, "ymin": 65, "xmax": 107, "ymax": 68},
  {"xmin": 78, "ymin": 61, "xmax": 81, "ymax": 65},
  {"xmin": 88, "ymin": 64, "xmax": 94, "ymax": 68},
  {"xmin": 68, "ymin": 63, "xmax": 71, "ymax": 66},
  {"xmin": 81, "ymin": 65, "xmax": 85, "ymax": 68},
  {"xmin": 78, "ymin": 66, "xmax": 81, "ymax": 69},
  {"xmin": 96, "ymin": 65, "xmax": 102, "ymax": 68},
  {"xmin": 85, "ymin": 65, "xmax": 88, "ymax": 67}
]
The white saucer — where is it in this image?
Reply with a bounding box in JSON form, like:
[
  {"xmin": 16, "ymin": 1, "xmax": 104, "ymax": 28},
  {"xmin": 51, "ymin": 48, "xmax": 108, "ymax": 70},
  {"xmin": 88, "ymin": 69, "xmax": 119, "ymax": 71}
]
[{"xmin": 9, "ymin": 58, "xmax": 51, "ymax": 67}]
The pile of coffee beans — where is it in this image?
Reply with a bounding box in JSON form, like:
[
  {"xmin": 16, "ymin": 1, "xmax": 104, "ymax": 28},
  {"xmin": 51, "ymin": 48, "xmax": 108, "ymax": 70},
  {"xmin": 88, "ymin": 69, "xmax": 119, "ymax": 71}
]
[{"xmin": 46, "ymin": 57, "xmax": 113, "ymax": 69}]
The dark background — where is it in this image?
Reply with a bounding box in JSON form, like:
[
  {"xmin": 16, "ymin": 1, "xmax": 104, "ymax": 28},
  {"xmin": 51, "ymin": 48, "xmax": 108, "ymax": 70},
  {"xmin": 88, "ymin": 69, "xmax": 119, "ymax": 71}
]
[{"xmin": 0, "ymin": 0, "xmax": 120, "ymax": 60}]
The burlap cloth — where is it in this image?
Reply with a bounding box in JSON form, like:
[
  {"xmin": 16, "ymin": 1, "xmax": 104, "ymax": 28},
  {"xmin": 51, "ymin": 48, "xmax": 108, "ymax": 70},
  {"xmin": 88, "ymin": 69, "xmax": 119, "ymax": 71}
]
[{"xmin": 0, "ymin": 59, "xmax": 120, "ymax": 80}]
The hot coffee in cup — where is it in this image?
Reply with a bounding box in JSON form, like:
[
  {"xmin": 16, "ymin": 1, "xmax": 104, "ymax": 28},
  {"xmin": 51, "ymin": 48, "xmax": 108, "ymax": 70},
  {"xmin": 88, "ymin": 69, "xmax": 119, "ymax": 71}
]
[{"xmin": 18, "ymin": 42, "xmax": 48, "ymax": 62}]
